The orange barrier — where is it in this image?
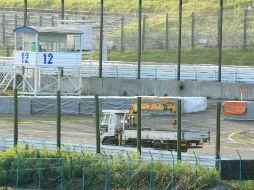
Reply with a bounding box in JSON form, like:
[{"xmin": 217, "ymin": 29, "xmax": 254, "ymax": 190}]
[{"xmin": 224, "ymin": 101, "xmax": 247, "ymax": 116}]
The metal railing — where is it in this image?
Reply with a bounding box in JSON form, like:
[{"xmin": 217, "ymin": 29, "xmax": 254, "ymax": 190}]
[
  {"xmin": 2, "ymin": 57, "xmax": 254, "ymax": 83},
  {"xmin": 0, "ymin": 137, "xmax": 216, "ymax": 168}
]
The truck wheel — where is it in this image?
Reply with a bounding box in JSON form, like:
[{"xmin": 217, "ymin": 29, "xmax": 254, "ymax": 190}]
[
  {"xmin": 153, "ymin": 141, "xmax": 162, "ymax": 149},
  {"xmin": 102, "ymin": 138, "xmax": 110, "ymax": 145},
  {"xmin": 102, "ymin": 138, "xmax": 118, "ymax": 145}
]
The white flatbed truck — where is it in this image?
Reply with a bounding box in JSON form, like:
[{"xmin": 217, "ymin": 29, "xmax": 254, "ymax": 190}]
[{"xmin": 100, "ymin": 110, "xmax": 210, "ymax": 151}]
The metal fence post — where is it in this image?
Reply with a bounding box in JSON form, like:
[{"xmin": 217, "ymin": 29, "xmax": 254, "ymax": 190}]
[
  {"xmin": 218, "ymin": 0, "xmax": 223, "ymax": 82},
  {"xmin": 104, "ymin": 157, "xmax": 109, "ymax": 190},
  {"xmin": 24, "ymin": 0, "xmax": 27, "ymax": 26},
  {"xmin": 14, "ymin": 14, "xmax": 18, "ymax": 29},
  {"xmin": 137, "ymin": 97, "xmax": 142, "ymax": 155},
  {"xmin": 165, "ymin": 13, "xmax": 169, "ymax": 50},
  {"xmin": 170, "ymin": 151, "xmax": 174, "ymax": 189},
  {"xmin": 191, "ymin": 12, "xmax": 195, "ymax": 49},
  {"xmin": 95, "ymin": 95, "xmax": 101, "ymax": 154},
  {"xmin": 149, "ymin": 151, "xmax": 154, "ymax": 189},
  {"xmin": 237, "ymin": 150, "xmax": 243, "ymax": 189},
  {"xmin": 218, "ymin": 155, "xmax": 221, "ymax": 190},
  {"xmin": 215, "ymin": 102, "xmax": 221, "ymax": 170},
  {"xmin": 57, "ymin": 90, "xmax": 61, "ymax": 149},
  {"xmin": 16, "ymin": 156, "xmax": 20, "ymax": 189},
  {"xmin": 61, "ymin": 156, "xmax": 64, "ymax": 190},
  {"xmin": 177, "ymin": 0, "xmax": 183, "ymax": 81},
  {"xmin": 99, "ymin": 0, "xmax": 104, "ymax": 78},
  {"xmin": 193, "ymin": 151, "xmax": 198, "ymax": 189},
  {"xmin": 27, "ymin": 14, "xmax": 30, "ymax": 26},
  {"xmin": 51, "ymin": 15, "xmax": 54, "ymax": 27},
  {"xmin": 177, "ymin": 99, "xmax": 181, "ymax": 161},
  {"xmin": 138, "ymin": 0, "xmax": 142, "ymax": 79},
  {"xmin": 14, "ymin": 88, "xmax": 18, "ymax": 147},
  {"xmin": 142, "ymin": 14, "xmax": 146, "ymax": 50},
  {"xmin": 243, "ymin": 9, "xmax": 248, "ymax": 48},
  {"xmin": 2, "ymin": 14, "xmax": 6, "ymax": 47},
  {"xmin": 6, "ymin": 46, "xmax": 10, "ymax": 57},
  {"xmin": 61, "ymin": 0, "xmax": 65, "ymax": 20},
  {"xmin": 39, "ymin": 15, "xmax": 42, "ymax": 26},
  {"xmin": 126, "ymin": 152, "xmax": 131, "ymax": 188},
  {"xmin": 120, "ymin": 14, "xmax": 124, "ymax": 52},
  {"xmin": 38, "ymin": 154, "xmax": 42, "ymax": 189},
  {"xmin": 82, "ymin": 156, "xmax": 86, "ymax": 190}
]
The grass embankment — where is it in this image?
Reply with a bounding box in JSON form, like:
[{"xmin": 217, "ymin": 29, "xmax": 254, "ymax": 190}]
[
  {"xmin": 93, "ymin": 48, "xmax": 254, "ymax": 66},
  {"xmin": 2, "ymin": 47, "xmax": 254, "ymax": 66},
  {"xmin": 1, "ymin": 1, "xmax": 254, "ymax": 66},
  {"xmin": 0, "ymin": 145, "xmax": 254, "ymax": 189},
  {"xmin": 0, "ymin": 0, "xmax": 252, "ymax": 13}
]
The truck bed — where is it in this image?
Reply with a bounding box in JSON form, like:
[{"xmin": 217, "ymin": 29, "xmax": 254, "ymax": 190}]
[{"xmin": 123, "ymin": 129, "xmax": 210, "ymax": 141}]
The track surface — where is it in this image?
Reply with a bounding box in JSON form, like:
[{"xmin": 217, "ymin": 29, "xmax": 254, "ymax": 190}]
[{"xmin": 0, "ymin": 108, "xmax": 253, "ymax": 159}]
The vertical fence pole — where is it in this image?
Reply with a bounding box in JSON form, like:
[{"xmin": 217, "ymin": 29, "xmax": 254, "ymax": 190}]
[
  {"xmin": 38, "ymin": 154, "xmax": 41, "ymax": 189},
  {"xmin": 24, "ymin": 0, "xmax": 27, "ymax": 26},
  {"xmin": 138, "ymin": 0, "xmax": 142, "ymax": 79},
  {"xmin": 177, "ymin": 99, "xmax": 181, "ymax": 160},
  {"xmin": 95, "ymin": 95, "xmax": 101, "ymax": 154},
  {"xmin": 99, "ymin": 0, "xmax": 104, "ymax": 78},
  {"xmin": 218, "ymin": 0, "xmax": 223, "ymax": 82},
  {"xmin": 14, "ymin": 14, "xmax": 18, "ymax": 29},
  {"xmin": 61, "ymin": 0, "xmax": 65, "ymax": 20},
  {"xmin": 57, "ymin": 90, "xmax": 61, "ymax": 149},
  {"xmin": 126, "ymin": 152, "xmax": 131, "ymax": 188},
  {"xmin": 6, "ymin": 46, "xmax": 10, "ymax": 57},
  {"xmin": 177, "ymin": 0, "xmax": 182, "ymax": 81},
  {"xmin": 166, "ymin": 13, "xmax": 169, "ymax": 50},
  {"xmin": 51, "ymin": 15, "xmax": 54, "ymax": 27},
  {"xmin": 39, "ymin": 15, "xmax": 42, "ymax": 26},
  {"xmin": 237, "ymin": 150, "xmax": 243, "ymax": 189},
  {"xmin": 61, "ymin": 157, "xmax": 64, "ymax": 190},
  {"xmin": 149, "ymin": 151, "xmax": 154, "ymax": 189},
  {"xmin": 104, "ymin": 157, "xmax": 109, "ymax": 189},
  {"xmin": 27, "ymin": 14, "xmax": 30, "ymax": 26},
  {"xmin": 243, "ymin": 9, "xmax": 247, "ymax": 48},
  {"xmin": 137, "ymin": 97, "xmax": 142, "ymax": 155},
  {"xmin": 193, "ymin": 151, "xmax": 198, "ymax": 189},
  {"xmin": 120, "ymin": 14, "xmax": 124, "ymax": 52},
  {"xmin": 142, "ymin": 14, "xmax": 146, "ymax": 50},
  {"xmin": 191, "ymin": 12, "xmax": 195, "ymax": 49},
  {"xmin": 82, "ymin": 156, "xmax": 86, "ymax": 190},
  {"xmin": 14, "ymin": 88, "xmax": 18, "ymax": 147},
  {"xmin": 16, "ymin": 156, "xmax": 20, "ymax": 189},
  {"xmin": 2, "ymin": 14, "xmax": 6, "ymax": 47},
  {"xmin": 215, "ymin": 102, "xmax": 221, "ymax": 170},
  {"xmin": 170, "ymin": 151, "xmax": 175, "ymax": 189}
]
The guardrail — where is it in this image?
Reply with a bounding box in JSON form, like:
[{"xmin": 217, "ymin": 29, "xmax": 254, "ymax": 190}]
[
  {"xmin": 1, "ymin": 57, "xmax": 254, "ymax": 83},
  {"xmin": 0, "ymin": 137, "xmax": 216, "ymax": 167}
]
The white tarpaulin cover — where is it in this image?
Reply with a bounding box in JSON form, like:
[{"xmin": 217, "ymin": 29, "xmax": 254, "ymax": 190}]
[
  {"xmin": 182, "ymin": 97, "xmax": 207, "ymax": 113},
  {"xmin": 0, "ymin": 96, "xmax": 207, "ymax": 115}
]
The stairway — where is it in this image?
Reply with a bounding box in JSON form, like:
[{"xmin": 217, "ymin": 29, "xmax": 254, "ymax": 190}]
[{"xmin": 0, "ymin": 64, "xmax": 14, "ymax": 94}]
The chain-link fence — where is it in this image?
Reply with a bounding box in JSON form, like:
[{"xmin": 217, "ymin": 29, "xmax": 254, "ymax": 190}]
[
  {"xmin": 1, "ymin": 4, "xmax": 254, "ymax": 65},
  {"xmin": 0, "ymin": 151, "xmax": 253, "ymax": 189},
  {"xmin": 0, "ymin": 95, "xmax": 254, "ymax": 188},
  {"xmin": 1, "ymin": 9, "xmax": 253, "ymax": 49}
]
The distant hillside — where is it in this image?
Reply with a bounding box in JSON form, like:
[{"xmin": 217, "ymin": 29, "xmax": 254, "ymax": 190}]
[{"xmin": 0, "ymin": 0, "xmax": 253, "ymax": 13}]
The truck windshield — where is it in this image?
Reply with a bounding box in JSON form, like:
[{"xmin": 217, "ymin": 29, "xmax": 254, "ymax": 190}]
[{"xmin": 101, "ymin": 114, "xmax": 110, "ymax": 126}]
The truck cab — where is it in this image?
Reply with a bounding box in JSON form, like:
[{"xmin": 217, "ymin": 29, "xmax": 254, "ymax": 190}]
[{"xmin": 100, "ymin": 110, "xmax": 129, "ymax": 145}]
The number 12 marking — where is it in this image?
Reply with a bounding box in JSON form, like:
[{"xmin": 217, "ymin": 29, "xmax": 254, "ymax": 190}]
[
  {"xmin": 21, "ymin": 52, "xmax": 29, "ymax": 63},
  {"xmin": 43, "ymin": 53, "xmax": 53, "ymax": 64}
]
